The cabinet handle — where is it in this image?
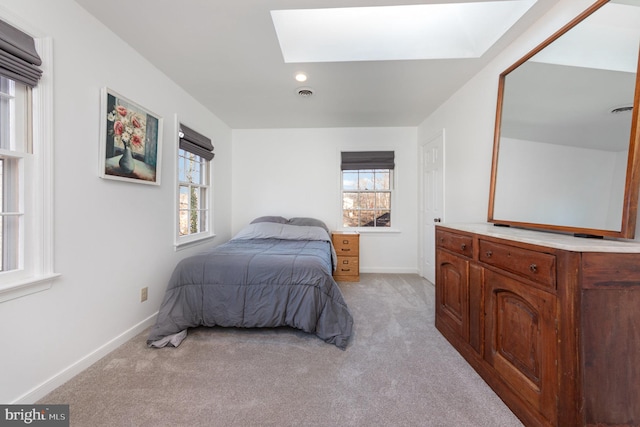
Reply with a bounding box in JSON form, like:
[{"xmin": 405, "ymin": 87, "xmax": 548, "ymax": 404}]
[
  {"xmin": 529, "ymin": 264, "xmax": 537, "ymax": 273},
  {"xmin": 461, "ymin": 243, "xmax": 466, "ymax": 251},
  {"xmin": 342, "ymin": 240, "xmax": 349, "ymax": 244},
  {"xmin": 485, "ymin": 250, "xmax": 492, "ymax": 258},
  {"xmin": 341, "ymin": 248, "xmax": 351, "ymax": 252}
]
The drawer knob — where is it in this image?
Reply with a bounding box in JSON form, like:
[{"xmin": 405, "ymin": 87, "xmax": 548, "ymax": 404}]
[
  {"xmin": 485, "ymin": 250, "xmax": 493, "ymax": 258},
  {"xmin": 529, "ymin": 264, "xmax": 538, "ymax": 273},
  {"xmin": 461, "ymin": 243, "xmax": 466, "ymax": 251}
]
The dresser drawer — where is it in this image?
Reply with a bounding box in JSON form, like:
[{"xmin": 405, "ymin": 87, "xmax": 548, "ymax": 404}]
[
  {"xmin": 479, "ymin": 240, "xmax": 556, "ymax": 289},
  {"xmin": 436, "ymin": 230, "xmax": 473, "ymax": 259},
  {"xmin": 335, "ymin": 256, "xmax": 359, "ymax": 276},
  {"xmin": 332, "ymin": 233, "xmax": 359, "ymax": 256}
]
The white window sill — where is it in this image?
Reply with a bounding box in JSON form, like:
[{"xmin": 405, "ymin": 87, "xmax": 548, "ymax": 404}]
[
  {"xmin": 174, "ymin": 233, "xmax": 217, "ymax": 251},
  {"xmin": 0, "ymin": 273, "xmax": 61, "ymax": 303}
]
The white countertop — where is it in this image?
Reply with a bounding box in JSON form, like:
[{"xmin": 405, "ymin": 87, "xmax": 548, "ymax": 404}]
[{"xmin": 438, "ymin": 223, "xmax": 640, "ymax": 253}]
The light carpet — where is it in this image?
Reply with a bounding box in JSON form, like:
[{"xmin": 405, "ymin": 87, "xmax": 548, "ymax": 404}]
[{"xmin": 39, "ymin": 273, "xmax": 523, "ymax": 427}]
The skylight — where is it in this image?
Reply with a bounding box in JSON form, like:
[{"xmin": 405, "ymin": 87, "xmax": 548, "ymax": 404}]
[{"xmin": 271, "ymin": 1, "xmax": 537, "ymax": 63}]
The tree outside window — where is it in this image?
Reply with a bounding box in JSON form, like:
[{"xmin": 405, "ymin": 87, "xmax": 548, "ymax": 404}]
[
  {"xmin": 178, "ymin": 149, "xmax": 209, "ymax": 237},
  {"xmin": 342, "ymin": 168, "xmax": 392, "ymax": 228}
]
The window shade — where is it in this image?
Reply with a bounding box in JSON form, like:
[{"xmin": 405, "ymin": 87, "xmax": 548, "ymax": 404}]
[
  {"xmin": 341, "ymin": 151, "xmax": 394, "ymax": 170},
  {"xmin": 0, "ymin": 19, "xmax": 42, "ymax": 87},
  {"xmin": 179, "ymin": 124, "xmax": 214, "ymax": 161}
]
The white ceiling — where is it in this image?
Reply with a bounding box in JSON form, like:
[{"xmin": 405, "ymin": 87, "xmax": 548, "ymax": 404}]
[
  {"xmin": 73, "ymin": 0, "xmax": 560, "ymax": 129},
  {"xmin": 502, "ymin": 1, "xmax": 640, "ymax": 151}
]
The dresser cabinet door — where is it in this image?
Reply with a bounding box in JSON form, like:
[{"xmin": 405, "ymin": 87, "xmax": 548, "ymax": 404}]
[
  {"xmin": 484, "ymin": 269, "xmax": 557, "ymax": 423},
  {"xmin": 436, "ymin": 249, "xmax": 469, "ymax": 343}
]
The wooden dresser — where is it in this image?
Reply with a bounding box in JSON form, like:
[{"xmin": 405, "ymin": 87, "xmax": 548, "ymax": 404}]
[
  {"xmin": 332, "ymin": 231, "xmax": 359, "ymax": 282},
  {"xmin": 435, "ymin": 223, "xmax": 640, "ymax": 427}
]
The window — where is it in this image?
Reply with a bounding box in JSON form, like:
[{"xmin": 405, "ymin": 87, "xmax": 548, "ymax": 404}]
[
  {"xmin": 0, "ymin": 77, "xmax": 29, "ymax": 273},
  {"xmin": 0, "ymin": 20, "xmax": 57, "ymax": 303},
  {"xmin": 176, "ymin": 123, "xmax": 214, "ymax": 246},
  {"xmin": 178, "ymin": 150, "xmax": 208, "ymax": 236},
  {"xmin": 341, "ymin": 151, "xmax": 394, "ymax": 228}
]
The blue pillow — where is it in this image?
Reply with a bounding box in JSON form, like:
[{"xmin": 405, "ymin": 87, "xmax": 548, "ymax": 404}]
[
  {"xmin": 288, "ymin": 217, "xmax": 329, "ymax": 233},
  {"xmin": 250, "ymin": 216, "xmax": 288, "ymax": 225}
]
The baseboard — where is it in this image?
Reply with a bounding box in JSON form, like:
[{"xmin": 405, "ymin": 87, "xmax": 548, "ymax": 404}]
[
  {"xmin": 13, "ymin": 312, "xmax": 158, "ymax": 404},
  {"xmin": 360, "ymin": 268, "xmax": 419, "ymax": 274}
]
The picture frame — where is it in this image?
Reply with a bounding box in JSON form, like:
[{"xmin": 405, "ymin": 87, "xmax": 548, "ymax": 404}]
[{"xmin": 99, "ymin": 87, "xmax": 163, "ymax": 185}]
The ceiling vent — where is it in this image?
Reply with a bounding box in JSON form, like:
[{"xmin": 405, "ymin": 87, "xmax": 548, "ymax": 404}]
[
  {"xmin": 611, "ymin": 105, "xmax": 633, "ymax": 114},
  {"xmin": 296, "ymin": 87, "xmax": 314, "ymax": 97}
]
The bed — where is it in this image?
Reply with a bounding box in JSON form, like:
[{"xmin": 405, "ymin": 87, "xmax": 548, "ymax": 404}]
[{"xmin": 147, "ymin": 217, "xmax": 353, "ymax": 349}]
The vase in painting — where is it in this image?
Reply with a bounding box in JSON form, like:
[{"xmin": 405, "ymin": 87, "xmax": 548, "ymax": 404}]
[{"xmin": 119, "ymin": 144, "xmax": 135, "ymax": 174}]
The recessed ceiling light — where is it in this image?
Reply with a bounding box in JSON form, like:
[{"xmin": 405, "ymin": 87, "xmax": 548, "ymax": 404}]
[
  {"xmin": 295, "ymin": 72, "xmax": 308, "ymax": 82},
  {"xmin": 271, "ymin": 1, "xmax": 537, "ymax": 63}
]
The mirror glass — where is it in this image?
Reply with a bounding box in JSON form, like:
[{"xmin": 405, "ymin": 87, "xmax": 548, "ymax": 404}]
[{"xmin": 489, "ymin": 0, "xmax": 640, "ymax": 237}]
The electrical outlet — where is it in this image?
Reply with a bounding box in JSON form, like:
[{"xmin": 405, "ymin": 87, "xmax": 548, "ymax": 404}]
[{"xmin": 140, "ymin": 287, "xmax": 148, "ymax": 302}]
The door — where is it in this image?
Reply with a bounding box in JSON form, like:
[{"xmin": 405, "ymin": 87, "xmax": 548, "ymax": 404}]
[
  {"xmin": 484, "ymin": 269, "xmax": 557, "ymax": 423},
  {"xmin": 419, "ymin": 130, "xmax": 444, "ymax": 283},
  {"xmin": 435, "ymin": 249, "xmax": 469, "ymax": 343}
]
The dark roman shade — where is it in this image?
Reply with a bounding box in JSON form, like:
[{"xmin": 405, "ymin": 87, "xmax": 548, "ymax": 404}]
[
  {"xmin": 341, "ymin": 151, "xmax": 394, "ymax": 170},
  {"xmin": 0, "ymin": 19, "xmax": 42, "ymax": 87},
  {"xmin": 179, "ymin": 124, "xmax": 214, "ymax": 161}
]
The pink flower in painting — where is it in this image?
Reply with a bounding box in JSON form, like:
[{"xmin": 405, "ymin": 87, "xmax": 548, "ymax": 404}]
[
  {"xmin": 107, "ymin": 98, "xmax": 146, "ymax": 151},
  {"xmin": 130, "ymin": 134, "xmax": 142, "ymax": 147},
  {"xmin": 113, "ymin": 120, "xmax": 124, "ymax": 136}
]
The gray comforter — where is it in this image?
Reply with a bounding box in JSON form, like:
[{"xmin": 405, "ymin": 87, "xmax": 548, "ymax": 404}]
[{"xmin": 147, "ymin": 223, "xmax": 353, "ymax": 349}]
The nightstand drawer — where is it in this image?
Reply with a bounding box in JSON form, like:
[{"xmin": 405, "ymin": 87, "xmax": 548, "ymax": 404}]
[
  {"xmin": 335, "ymin": 256, "xmax": 359, "ymax": 276},
  {"xmin": 332, "ymin": 234, "xmax": 359, "ymax": 256}
]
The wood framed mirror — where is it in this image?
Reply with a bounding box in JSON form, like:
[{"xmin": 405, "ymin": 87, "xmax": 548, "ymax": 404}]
[{"xmin": 488, "ymin": 0, "xmax": 640, "ymax": 238}]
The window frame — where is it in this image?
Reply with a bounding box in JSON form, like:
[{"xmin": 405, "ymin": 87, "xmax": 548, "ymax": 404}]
[
  {"xmin": 174, "ymin": 116, "xmax": 215, "ymax": 249},
  {"xmin": 338, "ymin": 149, "xmax": 398, "ymax": 233},
  {"xmin": 0, "ymin": 37, "xmax": 59, "ymax": 303}
]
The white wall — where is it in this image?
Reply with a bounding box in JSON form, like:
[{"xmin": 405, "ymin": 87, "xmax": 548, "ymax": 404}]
[
  {"xmin": 0, "ymin": 0, "xmax": 232, "ymax": 403},
  {"xmin": 417, "ymin": 0, "xmax": 600, "ymax": 226},
  {"xmin": 494, "ymin": 138, "xmax": 623, "ymax": 230},
  {"xmin": 232, "ymin": 127, "xmax": 418, "ymax": 273},
  {"xmin": 608, "ymin": 151, "xmax": 628, "ymax": 228}
]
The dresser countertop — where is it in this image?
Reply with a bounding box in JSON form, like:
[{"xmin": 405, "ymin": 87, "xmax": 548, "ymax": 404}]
[{"xmin": 438, "ymin": 223, "xmax": 640, "ymax": 253}]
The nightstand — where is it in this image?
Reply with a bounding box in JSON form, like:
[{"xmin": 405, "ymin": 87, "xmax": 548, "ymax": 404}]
[{"xmin": 331, "ymin": 231, "xmax": 360, "ymax": 282}]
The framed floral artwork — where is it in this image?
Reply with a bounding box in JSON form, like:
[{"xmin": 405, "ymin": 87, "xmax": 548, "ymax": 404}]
[{"xmin": 99, "ymin": 87, "xmax": 163, "ymax": 185}]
